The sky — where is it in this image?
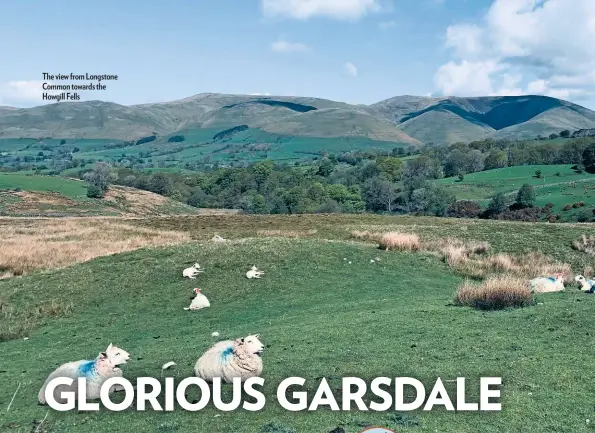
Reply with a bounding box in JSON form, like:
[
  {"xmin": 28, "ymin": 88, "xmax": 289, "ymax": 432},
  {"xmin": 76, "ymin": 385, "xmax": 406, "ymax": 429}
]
[{"xmin": 1, "ymin": 0, "xmax": 594, "ymax": 109}]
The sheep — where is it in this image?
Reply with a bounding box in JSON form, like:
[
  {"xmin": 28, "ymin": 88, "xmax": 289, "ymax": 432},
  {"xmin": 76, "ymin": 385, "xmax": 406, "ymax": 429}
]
[
  {"xmin": 38, "ymin": 344, "xmax": 130, "ymax": 405},
  {"xmin": 246, "ymin": 266, "xmax": 264, "ymax": 279},
  {"xmin": 183, "ymin": 263, "xmax": 203, "ymax": 279},
  {"xmin": 529, "ymin": 273, "xmax": 565, "ymax": 293},
  {"xmin": 211, "ymin": 235, "xmax": 226, "ymax": 243},
  {"xmin": 184, "ymin": 288, "xmax": 211, "ymax": 310},
  {"xmin": 194, "ymin": 334, "xmax": 264, "ymax": 383},
  {"xmin": 575, "ymin": 275, "xmax": 595, "ymax": 293}
]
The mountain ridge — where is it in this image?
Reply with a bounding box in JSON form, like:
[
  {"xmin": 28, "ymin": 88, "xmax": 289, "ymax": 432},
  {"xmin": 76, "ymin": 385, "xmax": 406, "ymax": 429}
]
[{"xmin": 1, "ymin": 93, "xmax": 594, "ymax": 145}]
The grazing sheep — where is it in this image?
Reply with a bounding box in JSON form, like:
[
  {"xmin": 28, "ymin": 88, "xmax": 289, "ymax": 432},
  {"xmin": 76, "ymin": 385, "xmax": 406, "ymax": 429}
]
[
  {"xmin": 246, "ymin": 266, "xmax": 264, "ymax": 279},
  {"xmin": 184, "ymin": 288, "xmax": 211, "ymax": 311},
  {"xmin": 194, "ymin": 334, "xmax": 264, "ymax": 383},
  {"xmin": 183, "ymin": 263, "xmax": 203, "ymax": 279},
  {"xmin": 575, "ymin": 275, "xmax": 595, "ymax": 293},
  {"xmin": 530, "ymin": 273, "xmax": 565, "ymax": 293},
  {"xmin": 211, "ymin": 235, "xmax": 226, "ymax": 243},
  {"xmin": 38, "ymin": 344, "xmax": 130, "ymax": 405}
]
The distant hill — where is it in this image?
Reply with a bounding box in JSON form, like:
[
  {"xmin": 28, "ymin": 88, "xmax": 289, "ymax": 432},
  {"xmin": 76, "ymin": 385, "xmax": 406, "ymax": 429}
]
[
  {"xmin": 0, "ymin": 173, "xmax": 200, "ymax": 217},
  {"xmin": 369, "ymin": 95, "xmax": 595, "ymax": 143},
  {"xmin": 1, "ymin": 93, "xmax": 595, "ymax": 149}
]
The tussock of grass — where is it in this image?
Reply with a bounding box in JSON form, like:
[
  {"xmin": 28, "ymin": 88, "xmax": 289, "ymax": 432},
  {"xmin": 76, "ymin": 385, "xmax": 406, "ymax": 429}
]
[
  {"xmin": 378, "ymin": 232, "xmax": 421, "ymax": 251},
  {"xmin": 572, "ymin": 234, "xmax": 595, "ymax": 256},
  {"xmin": 0, "ymin": 218, "xmax": 191, "ymax": 278},
  {"xmin": 455, "ymin": 276, "xmax": 534, "ymax": 310},
  {"xmin": 256, "ymin": 229, "xmax": 317, "ymax": 238},
  {"xmin": 457, "ymin": 252, "xmax": 572, "ymax": 280}
]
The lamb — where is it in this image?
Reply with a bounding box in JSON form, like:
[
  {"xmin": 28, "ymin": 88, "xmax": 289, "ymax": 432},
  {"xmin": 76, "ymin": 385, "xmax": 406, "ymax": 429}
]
[
  {"xmin": 575, "ymin": 275, "xmax": 595, "ymax": 293},
  {"xmin": 246, "ymin": 266, "xmax": 264, "ymax": 279},
  {"xmin": 529, "ymin": 273, "xmax": 565, "ymax": 293},
  {"xmin": 183, "ymin": 263, "xmax": 203, "ymax": 279},
  {"xmin": 184, "ymin": 288, "xmax": 211, "ymax": 310},
  {"xmin": 38, "ymin": 344, "xmax": 130, "ymax": 405},
  {"xmin": 194, "ymin": 334, "xmax": 264, "ymax": 383},
  {"xmin": 211, "ymin": 235, "xmax": 226, "ymax": 243}
]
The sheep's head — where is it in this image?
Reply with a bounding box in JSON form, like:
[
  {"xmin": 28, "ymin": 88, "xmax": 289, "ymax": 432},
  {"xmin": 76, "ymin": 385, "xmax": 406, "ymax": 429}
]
[
  {"xmin": 554, "ymin": 272, "xmax": 565, "ymax": 282},
  {"xmin": 239, "ymin": 334, "xmax": 264, "ymax": 357},
  {"xmin": 104, "ymin": 343, "xmax": 130, "ymax": 366},
  {"xmin": 193, "ymin": 263, "xmax": 201, "ymax": 269},
  {"xmin": 250, "ymin": 266, "xmax": 258, "ymax": 271},
  {"xmin": 575, "ymin": 275, "xmax": 586, "ymax": 283},
  {"xmin": 193, "ymin": 288, "xmax": 202, "ymax": 295}
]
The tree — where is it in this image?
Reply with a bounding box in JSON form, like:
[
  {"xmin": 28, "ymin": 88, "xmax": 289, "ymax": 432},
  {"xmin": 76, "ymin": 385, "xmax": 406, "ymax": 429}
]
[
  {"xmin": 408, "ymin": 185, "xmax": 455, "ymax": 217},
  {"xmin": 362, "ymin": 177, "xmax": 397, "ymax": 212},
  {"xmin": 148, "ymin": 173, "xmax": 174, "ymax": 196},
  {"xmin": 317, "ymin": 158, "xmax": 336, "ymax": 177},
  {"xmin": 376, "ymin": 156, "xmax": 404, "ymax": 182},
  {"xmin": 535, "ymin": 170, "xmax": 542, "ymax": 179},
  {"xmin": 484, "ymin": 150, "xmax": 508, "ymax": 170},
  {"xmin": 465, "ymin": 149, "xmax": 485, "ymax": 173},
  {"xmin": 83, "ymin": 162, "xmax": 113, "ymax": 198},
  {"xmin": 582, "ymin": 143, "xmax": 595, "ymax": 173},
  {"xmin": 515, "ymin": 184, "xmax": 536, "ymax": 208},
  {"xmin": 560, "ymin": 130, "xmax": 571, "ymax": 138},
  {"xmin": 485, "ymin": 192, "xmax": 508, "ymax": 217}
]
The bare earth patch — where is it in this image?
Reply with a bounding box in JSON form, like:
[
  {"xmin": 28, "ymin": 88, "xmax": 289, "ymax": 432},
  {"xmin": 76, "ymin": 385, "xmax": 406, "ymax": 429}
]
[{"xmin": 0, "ymin": 218, "xmax": 191, "ymax": 278}]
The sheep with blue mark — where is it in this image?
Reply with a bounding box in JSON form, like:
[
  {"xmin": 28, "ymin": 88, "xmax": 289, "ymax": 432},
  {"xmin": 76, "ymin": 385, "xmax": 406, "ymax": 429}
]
[
  {"xmin": 38, "ymin": 344, "xmax": 130, "ymax": 405},
  {"xmin": 194, "ymin": 334, "xmax": 264, "ymax": 383},
  {"xmin": 529, "ymin": 273, "xmax": 565, "ymax": 293}
]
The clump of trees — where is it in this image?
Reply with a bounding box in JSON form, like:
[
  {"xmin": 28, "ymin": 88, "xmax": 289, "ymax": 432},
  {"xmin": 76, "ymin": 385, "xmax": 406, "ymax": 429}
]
[{"xmin": 84, "ymin": 162, "xmax": 114, "ymax": 198}]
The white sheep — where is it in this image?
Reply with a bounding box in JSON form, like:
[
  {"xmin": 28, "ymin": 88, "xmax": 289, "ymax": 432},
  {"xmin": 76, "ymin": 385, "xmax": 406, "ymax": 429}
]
[
  {"xmin": 38, "ymin": 344, "xmax": 130, "ymax": 405},
  {"xmin": 194, "ymin": 334, "xmax": 264, "ymax": 383},
  {"xmin": 529, "ymin": 273, "xmax": 565, "ymax": 293},
  {"xmin": 184, "ymin": 288, "xmax": 210, "ymax": 310},
  {"xmin": 183, "ymin": 263, "xmax": 203, "ymax": 279},
  {"xmin": 575, "ymin": 275, "xmax": 595, "ymax": 293},
  {"xmin": 246, "ymin": 266, "xmax": 264, "ymax": 279},
  {"xmin": 211, "ymin": 235, "xmax": 226, "ymax": 243}
]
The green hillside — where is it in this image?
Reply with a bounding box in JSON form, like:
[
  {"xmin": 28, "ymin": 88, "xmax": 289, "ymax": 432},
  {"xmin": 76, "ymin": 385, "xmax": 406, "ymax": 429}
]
[
  {"xmin": 437, "ymin": 165, "xmax": 595, "ymax": 214},
  {"xmin": 0, "ymin": 173, "xmax": 199, "ymax": 217}
]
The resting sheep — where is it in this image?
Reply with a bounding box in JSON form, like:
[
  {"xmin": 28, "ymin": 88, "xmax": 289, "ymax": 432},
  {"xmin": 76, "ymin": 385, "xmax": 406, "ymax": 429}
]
[
  {"xmin": 211, "ymin": 235, "xmax": 226, "ymax": 243},
  {"xmin": 575, "ymin": 275, "xmax": 595, "ymax": 293},
  {"xmin": 530, "ymin": 273, "xmax": 565, "ymax": 293},
  {"xmin": 183, "ymin": 263, "xmax": 203, "ymax": 279},
  {"xmin": 38, "ymin": 344, "xmax": 130, "ymax": 405},
  {"xmin": 184, "ymin": 288, "xmax": 211, "ymax": 310},
  {"xmin": 194, "ymin": 334, "xmax": 264, "ymax": 383},
  {"xmin": 246, "ymin": 266, "xmax": 264, "ymax": 279}
]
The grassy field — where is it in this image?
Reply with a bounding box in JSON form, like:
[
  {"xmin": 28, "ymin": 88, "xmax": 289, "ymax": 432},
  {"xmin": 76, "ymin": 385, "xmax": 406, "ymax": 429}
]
[
  {"xmin": 0, "ymin": 173, "xmax": 200, "ymax": 217},
  {"xmin": 438, "ymin": 165, "xmax": 595, "ymax": 214},
  {"xmin": 1, "ymin": 214, "xmax": 595, "ymax": 432}
]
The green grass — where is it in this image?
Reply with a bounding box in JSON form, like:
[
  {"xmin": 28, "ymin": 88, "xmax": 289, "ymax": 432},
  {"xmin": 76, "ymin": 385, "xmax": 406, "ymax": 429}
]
[
  {"xmin": 438, "ymin": 165, "xmax": 595, "ymax": 213},
  {"xmin": 1, "ymin": 215, "xmax": 595, "ymax": 432},
  {"xmin": 0, "ymin": 173, "xmax": 88, "ymax": 199}
]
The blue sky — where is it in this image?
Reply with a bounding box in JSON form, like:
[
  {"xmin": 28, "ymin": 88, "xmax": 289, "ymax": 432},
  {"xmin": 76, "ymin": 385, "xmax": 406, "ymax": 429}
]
[{"xmin": 1, "ymin": 0, "xmax": 594, "ymax": 108}]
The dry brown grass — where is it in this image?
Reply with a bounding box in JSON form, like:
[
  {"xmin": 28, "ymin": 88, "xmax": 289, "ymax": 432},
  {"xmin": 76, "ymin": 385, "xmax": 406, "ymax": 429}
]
[
  {"xmin": 456, "ymin": 251, "xmax": 573, "ymax": 281},
  {"xmin": 256, "ymin": 229, "xmax": 318, "ymax": 238},
  {"xmin": 455, "ymin": 276, "xmax": 534, "ymax": 310},
  {"xmin": 378, "ymin": 232, "xmax": 421, "ymax": 251},
  {"xmin": 572, "ymin": 234, "xmax": 595, "ymax": 256},
  {"xmin": 0, "ymin": 218, "xmax": 191, "ymax": 278}
]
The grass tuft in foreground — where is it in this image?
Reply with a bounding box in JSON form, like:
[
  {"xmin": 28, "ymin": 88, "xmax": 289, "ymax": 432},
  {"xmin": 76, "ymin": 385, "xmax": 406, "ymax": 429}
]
[
  {"xmin": 572, "ymin": 234, "xmax": 595, "ymax": 256},
  {"xmin": 455, "ymin": 276, "xmax": 535, "ymax": 310}
]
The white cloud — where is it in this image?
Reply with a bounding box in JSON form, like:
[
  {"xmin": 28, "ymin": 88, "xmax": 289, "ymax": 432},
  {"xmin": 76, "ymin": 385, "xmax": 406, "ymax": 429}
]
[
  {"xmin": 247, "ymin": 92, "xmax": 272, "ymax": 96},
  {"xmin": 0, "ymin": 80, "xmax": 46, "ymax": 105},
  {"xmin": 434, "ymin": 0, "xmax": 595, "ymax": 101},
  {"xmin": 344, "ymin": 62, "xmax": 358, "ymax": 77},
  {"xmin": 270, "ymin": 39, "xmax": 311, "ymax": 53},
  {"xmin": 261, "ymin": 0, "xmax": 384, "ymax": 21}
]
